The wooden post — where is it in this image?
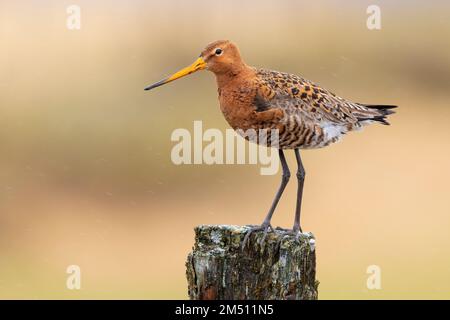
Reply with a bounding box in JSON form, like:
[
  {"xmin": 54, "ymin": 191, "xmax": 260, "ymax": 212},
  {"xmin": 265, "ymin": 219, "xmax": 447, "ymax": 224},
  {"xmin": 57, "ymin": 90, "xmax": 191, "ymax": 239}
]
[{"xmin": 186, "ymin": 225, "xmax": 318, "ymax": 300}]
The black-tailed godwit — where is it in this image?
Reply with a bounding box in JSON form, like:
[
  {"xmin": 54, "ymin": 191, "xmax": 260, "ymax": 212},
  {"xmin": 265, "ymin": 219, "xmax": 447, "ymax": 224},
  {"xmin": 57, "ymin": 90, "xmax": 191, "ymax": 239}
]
[{"xmin": 145, "ymin": 40, "xmax": 396, "ymax": 243}]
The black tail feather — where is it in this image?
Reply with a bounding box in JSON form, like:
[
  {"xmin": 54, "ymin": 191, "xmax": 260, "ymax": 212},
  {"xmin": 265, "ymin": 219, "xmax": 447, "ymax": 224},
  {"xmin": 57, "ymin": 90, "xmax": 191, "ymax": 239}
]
[
  {"xmin": 357, "ymin": 116, "xmax": 391, "ymax": 125},
  {"xmin": 357, "ymin": 104, "xmax": 398, "ymax": 125},
  {"xmin": 360, "ymin": 104, "xmax": 398, "ymax": 109}
]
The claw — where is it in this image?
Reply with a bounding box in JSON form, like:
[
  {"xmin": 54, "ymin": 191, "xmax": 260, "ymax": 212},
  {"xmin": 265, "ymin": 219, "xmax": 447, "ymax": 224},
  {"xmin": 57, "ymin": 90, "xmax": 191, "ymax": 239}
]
[
  {"xmin": 241, "ymin": 223, "xmax": 273, "ymax": 250},
  {"xmin": 275, "ymin": 228, "xmax": 303, "ymax": 246}
]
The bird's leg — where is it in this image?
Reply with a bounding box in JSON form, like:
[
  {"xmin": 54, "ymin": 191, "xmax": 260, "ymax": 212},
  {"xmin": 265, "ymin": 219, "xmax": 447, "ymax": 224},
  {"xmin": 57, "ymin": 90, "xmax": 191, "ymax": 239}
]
[
  {"xmin": 274, "ymin": 149, "xmax": 306, "ymax": 247},
  {"xmin": 293, "ymin": 148, "xmax": 305, "ymax": 234},
  {"xmin": 262, "ymin": 149, "xmax": 291, "ymax": 227},
  {"xmin": 242, "ymin": 149, "xmax": 290, "ymax": 249}
]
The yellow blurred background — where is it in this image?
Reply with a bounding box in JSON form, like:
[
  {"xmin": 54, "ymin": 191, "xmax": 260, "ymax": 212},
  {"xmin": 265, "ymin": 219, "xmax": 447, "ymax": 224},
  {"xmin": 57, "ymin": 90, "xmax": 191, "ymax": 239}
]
[{"xmin": 1, "ymin": 0, "xmax": 450, "ymax": 299}]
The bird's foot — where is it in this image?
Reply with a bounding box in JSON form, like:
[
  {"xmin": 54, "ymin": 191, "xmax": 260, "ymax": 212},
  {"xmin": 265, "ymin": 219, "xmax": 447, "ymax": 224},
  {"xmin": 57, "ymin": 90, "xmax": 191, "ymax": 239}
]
[
  {"xmin": 241, "ymin": 222, "xmax": 274, "ymax": 250},
  {"xmin": 275, "ymin": 226, "xmax": 304, "ymax": 246}
]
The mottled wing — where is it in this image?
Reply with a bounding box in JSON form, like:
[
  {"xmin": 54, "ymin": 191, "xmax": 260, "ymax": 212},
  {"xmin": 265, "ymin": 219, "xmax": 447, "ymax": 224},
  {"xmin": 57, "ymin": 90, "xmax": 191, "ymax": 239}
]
[{"xmin": 254, "ymin": 68, "xmax": 385, "ymax": 126}]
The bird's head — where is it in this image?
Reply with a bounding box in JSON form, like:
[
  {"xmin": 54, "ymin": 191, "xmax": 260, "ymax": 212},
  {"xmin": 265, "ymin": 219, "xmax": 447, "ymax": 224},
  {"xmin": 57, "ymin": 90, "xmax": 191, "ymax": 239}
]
[
  {"xmin": 199, "ymin": 40, "xmax": 244, "ymax": 74},
  {"xmin": 145, "ymin": 40, "xmax": 245, "ymax": 91}
]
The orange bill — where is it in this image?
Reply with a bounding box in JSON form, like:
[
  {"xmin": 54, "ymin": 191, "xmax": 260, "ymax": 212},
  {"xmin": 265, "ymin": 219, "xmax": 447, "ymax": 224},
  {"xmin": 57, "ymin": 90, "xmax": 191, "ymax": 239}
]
[{"xmin": 144, "ymin": 57, "xmax": 206, "ymax": 91}]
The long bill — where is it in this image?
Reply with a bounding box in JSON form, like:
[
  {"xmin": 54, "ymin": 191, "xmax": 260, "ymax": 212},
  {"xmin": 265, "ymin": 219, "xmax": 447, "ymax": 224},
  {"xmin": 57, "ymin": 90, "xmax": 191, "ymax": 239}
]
[{"xmin": 144, "ymin": 57, "xmax": 206, "ymax": 91}]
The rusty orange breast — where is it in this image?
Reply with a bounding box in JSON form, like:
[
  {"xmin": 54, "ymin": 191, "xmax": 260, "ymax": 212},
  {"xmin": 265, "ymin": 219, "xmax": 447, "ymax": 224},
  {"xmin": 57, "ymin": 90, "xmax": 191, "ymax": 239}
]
[{"xmin": 216, "ymin": 70, "xmax": 285, "ymax": 133}]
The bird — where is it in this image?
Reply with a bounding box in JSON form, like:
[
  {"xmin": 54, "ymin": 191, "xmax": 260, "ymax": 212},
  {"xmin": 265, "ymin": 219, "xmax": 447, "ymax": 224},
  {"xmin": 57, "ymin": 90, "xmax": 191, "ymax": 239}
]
[{"xmin": 145, "ymin": 40, "xmax": 396, "ymax": 244}]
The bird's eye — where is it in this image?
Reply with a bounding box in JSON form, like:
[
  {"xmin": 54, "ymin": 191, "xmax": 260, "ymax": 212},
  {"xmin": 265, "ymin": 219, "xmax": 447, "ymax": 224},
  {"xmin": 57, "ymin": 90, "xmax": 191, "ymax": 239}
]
[{"xmin": 214, "ymin": 48, "xmax": 223, "ymax": 56}]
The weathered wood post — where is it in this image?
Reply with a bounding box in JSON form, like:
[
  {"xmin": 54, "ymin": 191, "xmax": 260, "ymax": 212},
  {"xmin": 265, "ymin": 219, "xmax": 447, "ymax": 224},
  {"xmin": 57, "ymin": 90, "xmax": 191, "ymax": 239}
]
[{"xmin": 186, "ymin": 225, "xmax": 318, "ymax": 300}]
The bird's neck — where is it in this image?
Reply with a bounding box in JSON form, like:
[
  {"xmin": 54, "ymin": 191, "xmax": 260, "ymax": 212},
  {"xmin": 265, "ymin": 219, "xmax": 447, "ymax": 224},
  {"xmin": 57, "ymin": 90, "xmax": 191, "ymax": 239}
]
[{"xmin": 214, "ymin": 63, "xmax": 254, "ymax": 89}]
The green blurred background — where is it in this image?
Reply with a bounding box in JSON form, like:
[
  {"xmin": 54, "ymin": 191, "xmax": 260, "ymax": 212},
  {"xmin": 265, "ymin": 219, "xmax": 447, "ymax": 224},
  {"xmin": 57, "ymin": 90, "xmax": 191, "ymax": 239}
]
[{"xmin": 1, "ymin": 0, "xmax": 450, "ymax": 299}]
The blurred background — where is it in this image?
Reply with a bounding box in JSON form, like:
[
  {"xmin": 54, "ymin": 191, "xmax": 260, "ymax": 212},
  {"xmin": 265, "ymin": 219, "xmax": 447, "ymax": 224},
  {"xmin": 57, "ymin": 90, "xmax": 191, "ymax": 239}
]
[{"xmin": 1, "ymin": 0, "xmax": 450, "ymax": 299}]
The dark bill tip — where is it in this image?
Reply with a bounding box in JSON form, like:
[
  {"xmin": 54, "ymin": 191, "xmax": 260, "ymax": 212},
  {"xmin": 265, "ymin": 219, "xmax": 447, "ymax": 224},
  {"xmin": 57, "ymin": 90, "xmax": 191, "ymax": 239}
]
[{"xmin": 144, "ymin": 79, "xmax": 167, "ymax": 91}]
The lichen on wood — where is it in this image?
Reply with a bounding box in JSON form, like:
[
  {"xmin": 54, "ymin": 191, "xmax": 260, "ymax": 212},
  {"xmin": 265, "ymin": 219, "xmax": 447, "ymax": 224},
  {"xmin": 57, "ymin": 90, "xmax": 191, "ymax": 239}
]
[{"xmin": 186, "ymin": 224, "xmax": 318, "ymax": 300}]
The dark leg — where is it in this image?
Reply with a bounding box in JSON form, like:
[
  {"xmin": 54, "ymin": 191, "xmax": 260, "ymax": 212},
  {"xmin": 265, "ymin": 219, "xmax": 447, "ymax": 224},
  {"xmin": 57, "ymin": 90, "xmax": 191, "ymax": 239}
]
[
  {"xmin": 261, "ymin": 149, "xmax": 291, "ymax": 226},
  {"xmin": 243, "ymin": 149, "xmax": 290, "ymax": 248},
  {"xmin": 293, "ymin": 149, "xmax": 305, "ymax": 232}
]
